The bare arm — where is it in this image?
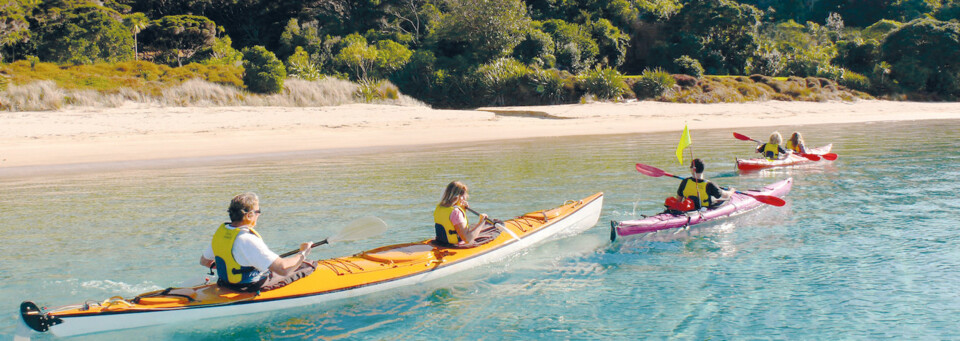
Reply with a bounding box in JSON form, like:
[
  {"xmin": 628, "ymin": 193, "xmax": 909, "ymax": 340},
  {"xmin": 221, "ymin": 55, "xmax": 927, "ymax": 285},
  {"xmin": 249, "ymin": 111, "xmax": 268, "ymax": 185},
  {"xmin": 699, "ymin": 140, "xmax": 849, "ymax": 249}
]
[{"xmin": 267, "ymin": 242, "xmax": 311, "ymax": 276}]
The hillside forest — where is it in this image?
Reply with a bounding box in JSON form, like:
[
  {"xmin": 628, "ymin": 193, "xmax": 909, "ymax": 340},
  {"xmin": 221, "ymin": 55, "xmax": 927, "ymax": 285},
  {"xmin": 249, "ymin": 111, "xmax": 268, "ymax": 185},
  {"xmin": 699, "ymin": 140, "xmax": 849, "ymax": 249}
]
[{"xmin": 1, "ymin": 0, "xmax": 959, "ymax": 108}]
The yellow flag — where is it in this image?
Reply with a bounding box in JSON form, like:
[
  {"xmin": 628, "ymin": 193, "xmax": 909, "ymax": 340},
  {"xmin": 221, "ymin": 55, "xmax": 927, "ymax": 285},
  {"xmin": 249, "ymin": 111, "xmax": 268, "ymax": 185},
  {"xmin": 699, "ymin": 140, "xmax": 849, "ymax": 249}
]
[{"xmin": 676, "ymin": 125, "xmax": 692, "ymax": 165}]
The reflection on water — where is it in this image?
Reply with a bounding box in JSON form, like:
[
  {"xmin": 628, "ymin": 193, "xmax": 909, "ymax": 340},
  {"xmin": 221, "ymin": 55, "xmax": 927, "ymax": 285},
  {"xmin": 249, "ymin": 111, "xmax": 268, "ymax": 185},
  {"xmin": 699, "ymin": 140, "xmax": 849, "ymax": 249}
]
[{"xmin": 3, "ymin": 120, "xmax": 960, "ymax": 339}]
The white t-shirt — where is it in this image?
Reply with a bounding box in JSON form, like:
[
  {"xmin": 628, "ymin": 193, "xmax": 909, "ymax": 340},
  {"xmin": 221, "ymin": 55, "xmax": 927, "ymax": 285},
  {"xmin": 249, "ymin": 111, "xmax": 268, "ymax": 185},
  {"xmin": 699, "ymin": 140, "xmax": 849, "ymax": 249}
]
[{"xmin": 203, "ymin": 225, "xmax": 279, "ymax": 272}]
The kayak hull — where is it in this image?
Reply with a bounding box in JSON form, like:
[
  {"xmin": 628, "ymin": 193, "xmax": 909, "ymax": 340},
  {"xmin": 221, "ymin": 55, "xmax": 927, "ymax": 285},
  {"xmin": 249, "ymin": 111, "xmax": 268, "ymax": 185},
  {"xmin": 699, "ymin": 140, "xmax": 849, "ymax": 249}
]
[
  {"xmin": 736, "ymin": 144, "xmax": 833, "ymax": 171},
  {"xmin": 23, "ymin": 193, "xmax": 603, "ymax": 337},
  {"xmin": 613, "ymin": 179, "xmax": 791, "ymax": 237}
]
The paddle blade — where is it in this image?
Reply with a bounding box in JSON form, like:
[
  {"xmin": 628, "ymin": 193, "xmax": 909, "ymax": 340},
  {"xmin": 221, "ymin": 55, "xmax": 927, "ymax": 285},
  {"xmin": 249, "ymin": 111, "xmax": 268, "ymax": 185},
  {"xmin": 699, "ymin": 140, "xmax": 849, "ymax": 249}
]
[
  {"xmin": 821, "ymin": 153, "xmax": 838, "ymax": 161},
  {"xmin": 733, "ymin": 132, "xmax": 754, "ymax": 141},
  {"xmin": 745, "ymin": 193, "xmax": 786, "ymax": 207},
  {"xmin": 328, "ymin": 216, "xmax": 388, "ymax": 243},
  {"xmin": 635, "ymin": 163, "xmax": 666, "ymax": 177},
  {"xmin": 799, "ymin": 153, "xmax": 821, "ymax": 161}
]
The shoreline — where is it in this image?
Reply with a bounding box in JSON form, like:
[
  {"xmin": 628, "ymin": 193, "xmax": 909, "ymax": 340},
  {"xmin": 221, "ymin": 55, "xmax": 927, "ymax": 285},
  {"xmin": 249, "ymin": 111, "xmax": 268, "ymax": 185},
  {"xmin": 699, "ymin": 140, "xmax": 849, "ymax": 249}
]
[{"xmin": 1, "ymin": 100, "xmax": 959, "ymax": 176}]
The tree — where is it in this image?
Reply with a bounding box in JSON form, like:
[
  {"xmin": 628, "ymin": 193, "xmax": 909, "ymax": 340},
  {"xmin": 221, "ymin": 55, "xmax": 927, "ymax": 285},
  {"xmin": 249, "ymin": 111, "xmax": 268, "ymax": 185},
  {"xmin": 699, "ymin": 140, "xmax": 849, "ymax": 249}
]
[
  {"xmin": 384, "ymin": 0, "xmax": 441, "ymax": 47},
  {"xmin": 37, "ymin": 4, "xmax": 134, "ymax": 64},
  {"xmin": 122, "ymin": 12, "xmax": 149, "ymax": 61},
  {"xmin": 195, "ymin": 34, "xmax": 242, "ymax": 66},
  {"xmin": 512, "ymin": 27, "xmax": 555, "ymax": 66},
  {"xmin": 666, "ymin": 0, "xmax": 762, "ymax": 74},
  {"xmin": 540, "ymin": 19, "xmax": 599, "ymax": 73},
  {"xmin": 242, "ymin": 45, "xmax": 286, "ymax": 94},
  {"xmin": 589, "ymin": 19, "xmax": 629, "ymax": 68},
  {"xmin": 375, "ymin": 39, "xmax": 413, "ymax": 78},
  {"xmin": 278, "ymin": 18, "xmax": 321, "ymax": 60},
  {"xmin": 430, "ymin": 0, "xmax": 531, "ymax": 62},
  {"xmin": 335, "ymin": 34, "xmax": 378, "ymax": 80},
  {"xmin": 143, "ymin": 15, "xmax": 217, "ymax": 67},
  {"xmin": 0, "ymin": 0, "xmax": 38, "ymax": 62},
  {"xmin": 881, "ymin": 18, "xmax": 960, "ymax": 98}
]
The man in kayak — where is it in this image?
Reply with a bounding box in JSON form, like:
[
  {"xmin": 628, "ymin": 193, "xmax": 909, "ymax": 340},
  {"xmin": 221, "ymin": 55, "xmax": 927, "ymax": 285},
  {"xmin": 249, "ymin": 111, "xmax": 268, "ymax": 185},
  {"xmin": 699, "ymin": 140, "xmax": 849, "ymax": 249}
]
[
  {"xmin": 756, "ymin": 131, "xmax": 788, "ymax": 160},
  {"xmin": 434, "ymin": 181, "xmax": 493, "ymax": 247},
  {"xmin": 200, "ymin": 192, "xmax": 316, "ymax": 292},
  {"xmin": 669, "ymin": 159, "xmax": 734, "ymax": 212}
]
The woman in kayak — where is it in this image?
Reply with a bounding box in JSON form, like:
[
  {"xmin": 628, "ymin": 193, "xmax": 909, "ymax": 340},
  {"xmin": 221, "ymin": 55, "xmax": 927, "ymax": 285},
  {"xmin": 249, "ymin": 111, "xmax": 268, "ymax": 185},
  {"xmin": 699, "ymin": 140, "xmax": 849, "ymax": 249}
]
[
  {"xmin": 434, "ymin": 181, "xmax": 490, "ymax": 247},
  {"xmin": 786, "ymin": 131, "xmax": 809, "ymax": 154},
  {"xmin": 667, "ymin": 159, "xmax": 734, "ymax": 212},
  {"xmin": 200, "ymin": 192, "xmax": 317, "ymax": 292},
  {"xmin": 756, "ymin": 131, "xmax": 788, "ymax": 160}
]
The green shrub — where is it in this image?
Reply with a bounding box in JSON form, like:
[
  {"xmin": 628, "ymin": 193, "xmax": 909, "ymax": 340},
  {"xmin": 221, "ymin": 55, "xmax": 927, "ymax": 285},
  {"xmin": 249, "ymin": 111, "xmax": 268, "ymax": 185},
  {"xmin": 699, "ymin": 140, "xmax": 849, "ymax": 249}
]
[
  {"xmin": 578, "ymin": 66, "xmax": 628, "ymax": 100},
  {"xmin": 840, "ymin": 71, "xmax": 870, "ymax": 91},
  {"xmin": 527, "ymin": 67, "xmax": 570, "ymax": 104},
  {"xmin": 471, "ymin": 58, "xmax": 529, "ymax": 105},
  {"xmin": 633, "ymin": 68, "xmax": 675, "ymax": 99},
  {"xmin": 356, "ymin": 79, "xmax": 400, "ymax": 103},
  {"xmin": 286, "ymin": 46, "xmax": 323, "ymax": 81},
  {"xmin": 674, "ymin": 55, "xmax": 704, "ymax": 78},
  {"xmin": 242, "ymin": 46, "xmax": 286, "ymax": 94}
]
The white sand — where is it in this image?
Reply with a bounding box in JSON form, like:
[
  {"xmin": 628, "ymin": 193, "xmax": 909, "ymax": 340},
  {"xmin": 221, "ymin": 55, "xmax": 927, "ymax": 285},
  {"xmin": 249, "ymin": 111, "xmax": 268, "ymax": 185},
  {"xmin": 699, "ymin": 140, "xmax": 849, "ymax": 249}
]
[{"xmin": 1, "ymin": 100, "xmax": 958, "ymax": 170}]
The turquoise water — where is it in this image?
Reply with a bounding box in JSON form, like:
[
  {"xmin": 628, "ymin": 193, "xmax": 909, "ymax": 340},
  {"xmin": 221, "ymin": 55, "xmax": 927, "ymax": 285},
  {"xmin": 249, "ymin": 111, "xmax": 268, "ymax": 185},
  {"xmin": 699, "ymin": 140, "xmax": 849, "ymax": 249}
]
[{"xmin": 2, "ymin": 119, "xmax": 959, "ymax": 339}]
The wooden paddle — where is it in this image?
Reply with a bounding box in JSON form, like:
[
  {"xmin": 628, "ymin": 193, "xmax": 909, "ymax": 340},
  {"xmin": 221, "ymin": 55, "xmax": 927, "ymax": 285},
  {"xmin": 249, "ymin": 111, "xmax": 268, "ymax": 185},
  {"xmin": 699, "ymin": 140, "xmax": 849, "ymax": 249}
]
[
  {"xmin": 278, "ymin": 216, "xmax": 388, "ymax": 257},
  {"xmin": 635, "ymin": 163, "xmax": 786, "ymax": 207},
  {"xmin": 733, "ymin": 132, "xmax": 821, "ymax": 161}
]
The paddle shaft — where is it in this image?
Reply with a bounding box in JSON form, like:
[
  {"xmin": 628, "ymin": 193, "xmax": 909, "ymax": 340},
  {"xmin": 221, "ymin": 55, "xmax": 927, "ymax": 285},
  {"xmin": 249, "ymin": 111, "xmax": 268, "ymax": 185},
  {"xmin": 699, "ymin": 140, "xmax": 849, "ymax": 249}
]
[
  {"xmin": 465, "ymin": 207, "xmax": 521, "ymax": 242},
  {"xmin": 636, "ymin": 162, "xmax": 785, "ymax": 206},
  {"xmin": 279, "ymin": 239, "xmax": 329, "ymax": 258}
]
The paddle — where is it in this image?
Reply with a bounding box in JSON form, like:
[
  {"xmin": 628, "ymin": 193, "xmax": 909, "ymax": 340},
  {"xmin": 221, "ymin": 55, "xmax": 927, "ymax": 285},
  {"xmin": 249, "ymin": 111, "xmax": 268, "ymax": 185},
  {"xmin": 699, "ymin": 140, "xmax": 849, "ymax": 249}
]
[
  {"xmin": 635, "ymin": 163, "xmax": 786, "ymax": 207},
  {"xmin": 465, "ymin": 206, "xmax": 521, "ymax": 242},
  {"xmin": 278, "ymin": 216, "xmax": 388, "ymax": 257},
  {"xmin": 733, "ymin": 132, "xmax": 822, "ymax": 161}
]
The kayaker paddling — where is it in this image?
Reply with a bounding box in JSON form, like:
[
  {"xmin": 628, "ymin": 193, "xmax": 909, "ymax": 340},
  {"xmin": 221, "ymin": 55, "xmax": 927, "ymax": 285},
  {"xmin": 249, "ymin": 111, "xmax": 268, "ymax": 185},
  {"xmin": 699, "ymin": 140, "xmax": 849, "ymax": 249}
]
[
  {"xmin": 786, "ymin": 131, "xmax": 809, "ymax": 154},
  {"xmin": 665, "ymin": 159, "xmax": 734, "ymax": 213},
  {"xmin": 200, "ymin": 192, "xmax": 317, "ymax": 292},
  {"xmin": 434, "ymin": 181, "xmax": 494, "ymax": 247},
  {"xmin": 756, "ymin": 131, "xmax": 788, "ymax": 160}
]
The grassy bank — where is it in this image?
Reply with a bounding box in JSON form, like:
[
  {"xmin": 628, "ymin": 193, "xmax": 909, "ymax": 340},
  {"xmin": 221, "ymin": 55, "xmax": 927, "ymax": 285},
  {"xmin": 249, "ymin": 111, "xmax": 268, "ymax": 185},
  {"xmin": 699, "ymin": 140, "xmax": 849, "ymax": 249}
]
[
  {"xmin": 0, "ymin": 60, "xmax": 872, "ymax": 112},
  {"xmin": 0, "ymin": 61, "xmax": 421, "ymax": 111}
]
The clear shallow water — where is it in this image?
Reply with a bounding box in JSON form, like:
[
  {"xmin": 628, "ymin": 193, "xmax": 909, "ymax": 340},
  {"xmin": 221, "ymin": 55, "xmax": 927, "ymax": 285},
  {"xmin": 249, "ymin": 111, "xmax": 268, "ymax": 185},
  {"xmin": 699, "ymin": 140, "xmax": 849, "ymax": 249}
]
[{"xmin": 2, "ymin": 119, "xmax": 959, "ymax": 339}]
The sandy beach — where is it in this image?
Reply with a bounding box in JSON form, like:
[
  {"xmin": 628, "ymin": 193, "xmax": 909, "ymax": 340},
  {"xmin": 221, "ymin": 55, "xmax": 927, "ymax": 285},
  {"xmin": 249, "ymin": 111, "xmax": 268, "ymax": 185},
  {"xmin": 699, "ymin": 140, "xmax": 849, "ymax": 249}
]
[{"xmin": 1, "ymin": 100, "xmax": 959, "ymax": 173}]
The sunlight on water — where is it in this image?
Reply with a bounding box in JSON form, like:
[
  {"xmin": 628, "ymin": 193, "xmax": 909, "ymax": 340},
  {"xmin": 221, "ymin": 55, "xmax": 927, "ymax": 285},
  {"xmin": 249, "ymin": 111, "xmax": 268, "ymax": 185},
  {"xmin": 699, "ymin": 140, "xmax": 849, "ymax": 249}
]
[{"xmin": 2, "ymin": 119, "xmax": 959, "ymax": 339}]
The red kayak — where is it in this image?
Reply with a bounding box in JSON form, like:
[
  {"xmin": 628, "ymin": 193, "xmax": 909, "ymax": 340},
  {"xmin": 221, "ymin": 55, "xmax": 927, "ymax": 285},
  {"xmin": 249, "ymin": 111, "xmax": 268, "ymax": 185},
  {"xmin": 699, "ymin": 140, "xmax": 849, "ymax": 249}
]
[{"xmin": 736, "ymin": 144, "xmax": 833, "ymax": 171}]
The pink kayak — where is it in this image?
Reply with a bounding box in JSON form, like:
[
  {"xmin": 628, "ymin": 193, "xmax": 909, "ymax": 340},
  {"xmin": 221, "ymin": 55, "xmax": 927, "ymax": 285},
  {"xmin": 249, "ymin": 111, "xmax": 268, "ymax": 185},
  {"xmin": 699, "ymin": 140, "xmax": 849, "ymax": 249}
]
[
  {"xmin": 736, "ymin": 144, "xmax": 833, "ymax": 171},
  {"xmin": 611, "ymin": 178, "xmax": 792, "ymax": 239}
]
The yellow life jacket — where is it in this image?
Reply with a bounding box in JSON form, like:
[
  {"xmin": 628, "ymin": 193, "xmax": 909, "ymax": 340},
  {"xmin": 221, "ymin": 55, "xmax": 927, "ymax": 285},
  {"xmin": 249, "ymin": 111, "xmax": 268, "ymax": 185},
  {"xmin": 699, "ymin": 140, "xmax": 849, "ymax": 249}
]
[
  {"xmin": 211, "ymin": 223, "xmax": 264, "ymax": 285},
  {"xmin": 680, "ymin": 178, "xmax": 712, "ymax": 208},
  {"xmin": 762, "ymin": 143, "xmax": 781, "ymax": 160},
  {"xmin": 786, "ymin": 140, "xmax": 804, "ymax": 153},
  {"xmin": 434, "ymin": 205, "xmax": 467, "ymax": 245}
]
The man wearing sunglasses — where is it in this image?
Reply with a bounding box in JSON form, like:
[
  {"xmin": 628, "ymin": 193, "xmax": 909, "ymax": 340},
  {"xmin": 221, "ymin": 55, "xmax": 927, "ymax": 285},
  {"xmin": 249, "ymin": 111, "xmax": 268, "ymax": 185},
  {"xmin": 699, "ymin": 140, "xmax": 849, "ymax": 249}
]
[{"xmin": 200, "ymin": 192, "xmax": 316, "ymax": 292}]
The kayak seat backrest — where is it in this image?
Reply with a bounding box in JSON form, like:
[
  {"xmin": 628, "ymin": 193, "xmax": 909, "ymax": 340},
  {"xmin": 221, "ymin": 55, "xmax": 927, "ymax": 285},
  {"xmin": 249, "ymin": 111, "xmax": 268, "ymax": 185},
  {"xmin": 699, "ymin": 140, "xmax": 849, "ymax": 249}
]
[{"xmin": 360, "ymin": 243, "xmax": 436, "ymax": 264}]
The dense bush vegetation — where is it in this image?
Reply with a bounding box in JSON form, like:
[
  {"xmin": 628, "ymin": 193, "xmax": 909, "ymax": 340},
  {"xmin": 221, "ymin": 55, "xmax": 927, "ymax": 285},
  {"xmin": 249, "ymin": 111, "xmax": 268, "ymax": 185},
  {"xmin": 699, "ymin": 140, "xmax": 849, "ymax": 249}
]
[
  {"xmin": 242, "ymin": 46, "xmax": 286, "ymax": 94},
  {"xmin": 2, "ymin": 0, "xmax": 957, "ymax": 109}
]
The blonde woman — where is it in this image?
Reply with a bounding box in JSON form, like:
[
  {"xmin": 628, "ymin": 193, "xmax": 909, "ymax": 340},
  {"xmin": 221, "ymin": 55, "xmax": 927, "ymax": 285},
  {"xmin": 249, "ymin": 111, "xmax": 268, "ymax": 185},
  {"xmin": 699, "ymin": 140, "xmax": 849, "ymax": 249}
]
[
  {"xmin": 786, "ymin": 132, "xmax": 809, "ymax": 154},
  {"xmin": 434, "ymin": 181, "xmax": 488, "ymax": 246},
  {"xmin": 756, "ymin": 131, "xmax": 787, "ymax": 160}
]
